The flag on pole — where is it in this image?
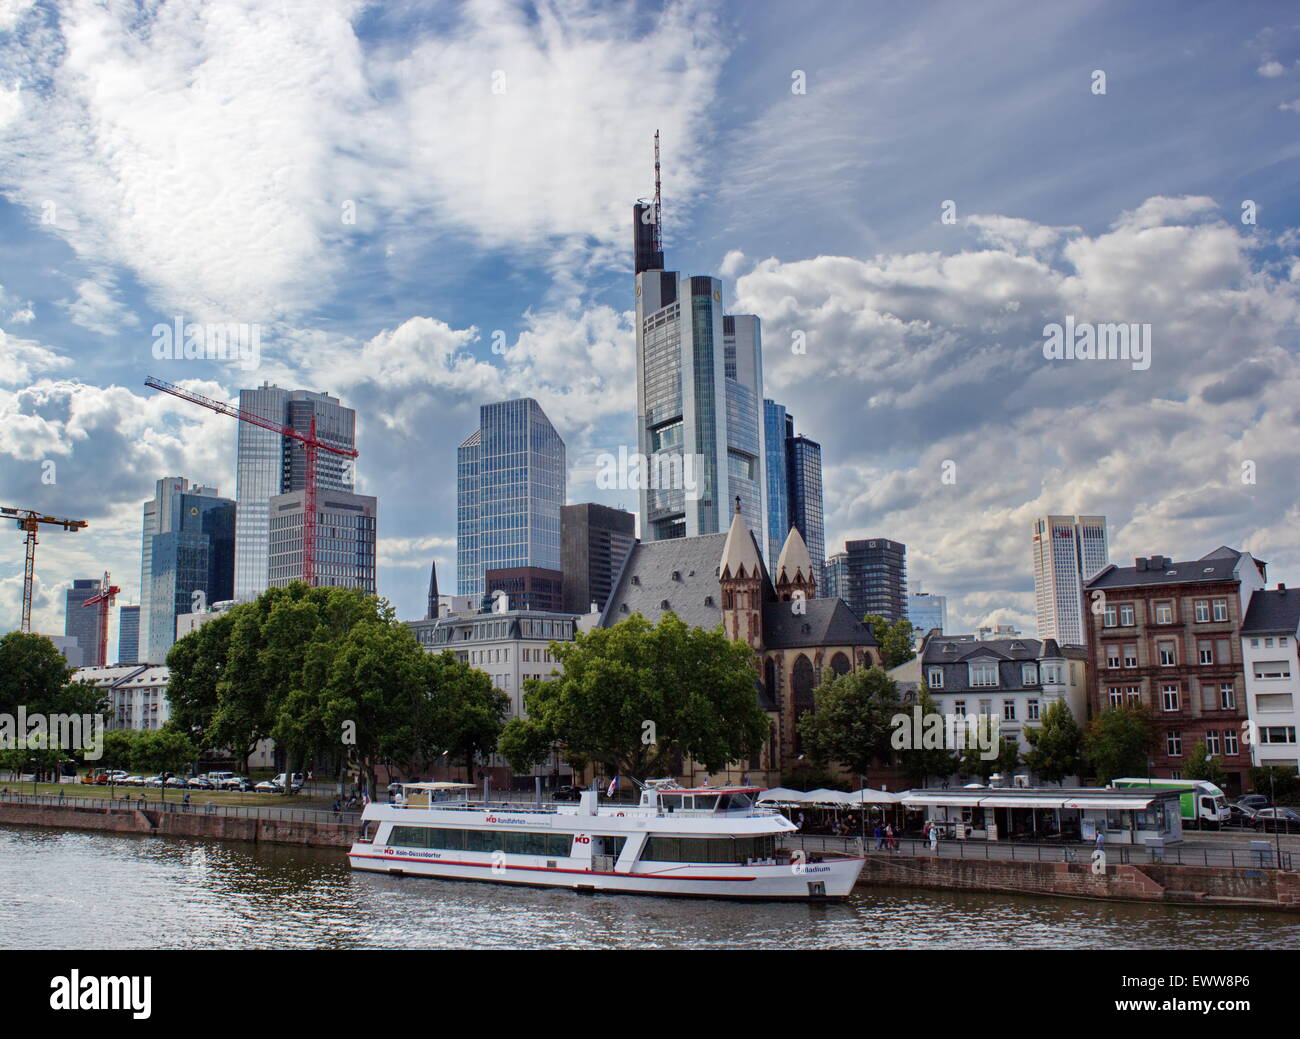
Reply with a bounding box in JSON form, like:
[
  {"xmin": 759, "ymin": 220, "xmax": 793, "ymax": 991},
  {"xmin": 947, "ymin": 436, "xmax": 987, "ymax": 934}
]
[{"xmin": 607, "ymin": 775, "xmax": 618, "ymax": 798}]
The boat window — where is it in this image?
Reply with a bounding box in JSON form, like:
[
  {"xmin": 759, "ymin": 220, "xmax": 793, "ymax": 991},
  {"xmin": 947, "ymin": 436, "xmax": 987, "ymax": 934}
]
[
  {"xmin": 640, "ymin": 835, "xmax": 778, "ymax": 864},
  {"xmin": 660, "ymin": 794, "xmax": 683, "ymax": 811},
  {"xmin": 692, "ymin": 795, "xmax": 719, "ymax": 811},
  {"xmin": 388, "ymin": 826, "xmax": 573, "ymax": 857},
  {"xmin": 715, "ymin": 793, "xmax": 752, "ymax": 812}
]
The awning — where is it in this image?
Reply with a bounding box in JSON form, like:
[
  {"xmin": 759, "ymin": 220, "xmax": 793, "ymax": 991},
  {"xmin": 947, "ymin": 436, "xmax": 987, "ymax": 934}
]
[
  {"xmin": 845, "ymin": 788, "xmax": 903, "ymax": 804},
  {"xmin": 1062, "ymin": 796, "xmax": 1157, "ymax": 810},
  {"xmin": 976, "ymin": 795, "xmax": 1068, "ymax": 809}
]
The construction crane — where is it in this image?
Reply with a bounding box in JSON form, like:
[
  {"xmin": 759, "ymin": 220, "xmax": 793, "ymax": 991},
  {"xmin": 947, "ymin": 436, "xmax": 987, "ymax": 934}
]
[
  {"xmin": 81, "ymin": 572, "xmax": 120, "ymax": 668},
  {"xmin": 1, "ymin": 506, "xmax": 88, "ymax": 632},
  {"xmin": 144, "ymin": 376, "xmax": 359, "ymax": 587}
]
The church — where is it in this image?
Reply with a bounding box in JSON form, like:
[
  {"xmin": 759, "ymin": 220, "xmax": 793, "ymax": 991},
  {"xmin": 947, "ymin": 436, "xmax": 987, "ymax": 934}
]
[{"xmin": 598, "ymin": 503, "xmax": 881, "ymax": 779}]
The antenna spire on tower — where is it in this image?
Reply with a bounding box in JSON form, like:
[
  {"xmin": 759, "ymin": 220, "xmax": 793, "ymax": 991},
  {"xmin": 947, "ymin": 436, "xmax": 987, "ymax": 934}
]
[{"xmin": 653, "ymin": 129, "xmax": 662, "ymax": 254}]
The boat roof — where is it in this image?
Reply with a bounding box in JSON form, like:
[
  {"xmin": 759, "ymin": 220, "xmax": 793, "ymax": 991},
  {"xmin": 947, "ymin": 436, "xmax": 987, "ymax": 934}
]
[
  {"xmin": 399, "ymin": 782, "xmax": 476, "ymax": 791},
  {"xmin": 658, "ymin": 786, "xmax": 765, "ymax": 795}
]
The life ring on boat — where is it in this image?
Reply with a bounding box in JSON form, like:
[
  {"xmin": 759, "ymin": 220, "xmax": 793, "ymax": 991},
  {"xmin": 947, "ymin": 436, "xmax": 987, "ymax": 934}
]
[{"xmin": 616, "ymin": 812, "xmax": 625, "ymax": 817}]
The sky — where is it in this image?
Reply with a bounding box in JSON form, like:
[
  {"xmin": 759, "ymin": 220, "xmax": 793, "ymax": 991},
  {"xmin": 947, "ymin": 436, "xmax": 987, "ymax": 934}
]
[{"xmin": 0, "ymin": 0, "xmax": 1298, "ymax": 647}]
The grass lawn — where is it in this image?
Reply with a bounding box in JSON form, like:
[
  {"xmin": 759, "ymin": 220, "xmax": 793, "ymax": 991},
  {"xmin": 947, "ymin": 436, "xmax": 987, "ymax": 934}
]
[{"xmin": 1, "ymin": 781, "xmax": 323, "ymax": 809}]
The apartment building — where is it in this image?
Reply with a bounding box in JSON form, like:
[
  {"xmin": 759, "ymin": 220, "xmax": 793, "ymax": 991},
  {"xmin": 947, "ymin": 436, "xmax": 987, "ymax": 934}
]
[
  {"xmin": 1084, "ymin": 547, "xmax": 1267, "ymax": 795},
  {"xmin": 1241, "ymin": 586, "xmax": 1300, "ymax": 771}
]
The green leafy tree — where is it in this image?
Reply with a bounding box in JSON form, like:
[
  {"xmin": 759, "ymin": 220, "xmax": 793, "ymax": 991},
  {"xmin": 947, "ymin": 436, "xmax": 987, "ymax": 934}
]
[
  {"xmin": 960, "ymin": 735, "xmax": 1021, "ymax": 781},
  {"xmin": 426, "ymin": 651, "xmax": 509, "ymax": 783},
  {"xmin": 896, "ymin": 683, "xmax": 959, "ymax": 787},
  {"xmin": 1250, "ymin": 765, "xmax": 1299, "ymax": 802},
  {"xmin": 864, "ymin": 615, "xmax": 916, "ymax": 670},
  {"xmin": 129, "ymin": 729, "xmax": 199, "ymax": 778},
  {"xmin": 98, "ymin": 730, "xmax": 142, "ymax": 772},
  {"xmin": 504, "ymin": 613, "xmax": 768, "ymax": 782},
  {"xmin": 798, "ymin": 666, "xmax": 901, "ymax": 778},
  {"xmin": 0, "ymin": 631, "xmax": 74, "ymax": 717},
  {"xmin": 1084, "ymin": 705, "xmax": 1155, "ymax": 784},
  {"xmin": 1185, "ymin": 739, "xmax": 1227, "ymax": 787},
  {"xmin": 1022, "ymin": 700, "xmax": 1084, "ymax": 785}
]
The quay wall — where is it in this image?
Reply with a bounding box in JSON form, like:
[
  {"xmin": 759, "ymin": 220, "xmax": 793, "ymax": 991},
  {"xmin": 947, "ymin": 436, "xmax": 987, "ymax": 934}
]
[
  {"xmin": 0, "ymin": 800, "xmax": 355, "ymax": 849},
  {"xmin": 859, "ymin": 852, "xmax": 1300, "ymax": 911}
]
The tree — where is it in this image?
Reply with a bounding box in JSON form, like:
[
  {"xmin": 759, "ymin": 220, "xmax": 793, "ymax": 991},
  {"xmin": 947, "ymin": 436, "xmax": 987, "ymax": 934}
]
[
  {"xmin": 1084, "ymin": 705, "xmax": 1155, "ymax": 784},
  {"xmin": 1022, "ymin": 700, "xmax": 1084, "ymax": 785},
  {"xmin": 798, "ymin": 666, "xmax": 901, "ymax": 778},
  {"xmin": 895, "ymin": 683, "xmax": 959, "ymax": 787},
  {"xmin": 1250, "ymin": 765, "xmax": 1299, "ymax": 801},
  {"xmin": 426, "ymin": 652, "xmax": 509, "ymax": 783},
  {"xmin": 130, "ymin": 729, "xmax": 199, "ymax": 778},
  {"xmin": 864, "ymin": 615, "xmax": 916, "ymax": 670},
  {"xmin": 960, "ymin": 735, "xmax": 1021, "ymax": 781},
  {"xmin": 0, "ymin": 631, "xmax": 76, "ymax": 716},
  {"xmin": 0, "ymin": 632, "xmax": 106, "ymax": 777},
  {"xmin": 504, "ymin": 613, "xmax": 768, "ymax": 782},
  {"xmin": 1185, "ymin": 740, "xmax": 1227, "ymax": 787}
]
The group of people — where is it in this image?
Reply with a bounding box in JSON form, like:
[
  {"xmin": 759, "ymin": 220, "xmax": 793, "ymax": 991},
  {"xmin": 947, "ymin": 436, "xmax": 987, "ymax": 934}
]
[{"xmin": 872, "ymin": 823, "xmax": 900, "ymax": 850}]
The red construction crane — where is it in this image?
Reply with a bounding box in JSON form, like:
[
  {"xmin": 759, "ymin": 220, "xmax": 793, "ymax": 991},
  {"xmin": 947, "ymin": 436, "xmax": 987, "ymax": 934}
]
[
  {"xmin": 81, "ymin": 571, "xmax": 120, "ymax": 668},
  {"xmin": 144, "ymin": 376, "xmax": 358, "ymax": 587},
  {"xmin": 1, "ymin": 506, "xmax": 88, "ymax": 632}
]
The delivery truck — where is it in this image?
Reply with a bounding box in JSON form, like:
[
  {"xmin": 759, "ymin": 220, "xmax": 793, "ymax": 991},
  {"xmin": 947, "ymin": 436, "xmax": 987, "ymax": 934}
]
[{"xmin": 1110, "ymin": 777, "xmax": 1231, "ymax": 828}]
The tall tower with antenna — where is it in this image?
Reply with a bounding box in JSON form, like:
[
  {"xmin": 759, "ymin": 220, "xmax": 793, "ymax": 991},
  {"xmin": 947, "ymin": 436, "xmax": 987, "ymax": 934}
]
[{"xmin": 633, "ymin": 130, "xmax": 664, "ymax": 274}]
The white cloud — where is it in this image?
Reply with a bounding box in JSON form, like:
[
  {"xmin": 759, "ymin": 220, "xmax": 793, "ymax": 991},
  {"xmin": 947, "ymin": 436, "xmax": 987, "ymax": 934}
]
[{"xmin": 1258, "ymin": 60, "xmax": 1286, "ymax": 78}]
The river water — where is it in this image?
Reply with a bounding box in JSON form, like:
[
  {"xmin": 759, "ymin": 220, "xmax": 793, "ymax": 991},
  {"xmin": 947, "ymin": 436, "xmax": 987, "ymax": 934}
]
[{"xmin": 4, "ymin": 824, "xmax": 1300, "ymax": 949}]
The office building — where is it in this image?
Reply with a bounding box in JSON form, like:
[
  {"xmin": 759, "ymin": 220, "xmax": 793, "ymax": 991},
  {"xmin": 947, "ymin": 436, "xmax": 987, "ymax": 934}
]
[
  {"xmin": 762, "ymin": 401, "xmax": 790, "ymax": 567},
  {"xmin": 484, "ymin": 566, "xmax": 564, "ymax": 613},
  {"xmin": 761, "ymin": 400, "xmax": 826, "ymax": 590},
  {"xmin": 234, "ymin": 384, "xmax": 356, "ymax": 602},
  {"xmin": 907, "ymin": 586, "xmax": 948, "ymax": 636},
  {"xmin": 1031, "ymin": 514, "xmax": 1109, "ymax": 645},
  {"xmin": 560, "ymin": 503, "xmax": 636, "ymax": 614},
  {"xmin": 267, "ymin": 488, "xmax": 377, "ymax": 593},
  {"xmin": 457, "ymin": 398, "xmax": 565, "ymax": 598},
  {"xmin": 823, "ymin": 539, "xmax": 908, "ymax": 622},
  {"xmin": 144, "ymin": 482, "xmax": 236, "ymax": 665},
  {"xmin": 1084, "ymin": 547, "xmax": 1267, "ymax": 795},
  {"xmin": 63, "ymin": 579, "xmax": 103, "ymax": 669},
  {"xmin": 117, "ymin": 605, "xmax": 140, "ymax": 665},
  {"xmin": 633, "ymin": 159, "xmax": 765, "ymax": 546}
]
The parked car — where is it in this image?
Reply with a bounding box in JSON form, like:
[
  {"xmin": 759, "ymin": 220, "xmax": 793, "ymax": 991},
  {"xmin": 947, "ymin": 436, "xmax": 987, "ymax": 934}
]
[
  {"xmin": 187, "ymin": 776, "xmax": 215, "ymax": 790},
  {"xmin": 551, "ymin": 785, "xmax": 583, "ymax": 802},
  {"xmin": 1254, "ymin": 807, "xmax": 1300, "ymax": 832},
  {"xmin": 1227, "ymin": 802, "xmax": 1258, "ymax": 826},
  {"xmin": 121, "ymin": 775, "xmax": 145, "ymax": 786},
  {"xmin": 1237, "ymin": 793, "xmax": 1271, "ymax": 810},
  {"xmin": 220, "ymin": 776, "xmax": 254, "ymax": 791},
  {"xmin": 164, "ymin": 776, "xmax": 188, "ymax": 789},
  {"xmin": 254, "ymin": 780, "xmax": 282, "ymax": 794},
  {"xmin": 272, "ymin": 773, "xmax": 304, "ymax": 792},
  {"xmin": 144, "ymin": 776, "xmax": 164, "ymax": 787}
]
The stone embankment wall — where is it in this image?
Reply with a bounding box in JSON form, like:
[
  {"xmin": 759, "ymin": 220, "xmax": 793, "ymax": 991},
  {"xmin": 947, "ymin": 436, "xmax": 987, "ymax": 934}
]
[
  {"xmin": 0, "ymin": 800, "xmax": 355, "ymax": 849},
  {"xmin": 860, "ymin": 852, "xmax": 1300, "ymax": 911}
]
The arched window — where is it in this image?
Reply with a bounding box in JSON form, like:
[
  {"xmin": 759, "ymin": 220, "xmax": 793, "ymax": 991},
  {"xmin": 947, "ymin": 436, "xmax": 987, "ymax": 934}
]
[
  {"xmin": 792, "ymin": 655, "xmax": 815, "ymax": 755},
  {"xmin": 830, "ymin": 652, "xmax": 851, "ymax": 676}
]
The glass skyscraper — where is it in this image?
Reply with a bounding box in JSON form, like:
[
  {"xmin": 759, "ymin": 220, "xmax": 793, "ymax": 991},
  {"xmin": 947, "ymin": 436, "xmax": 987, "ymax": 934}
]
[
  {"xmin": 268, "ymin": 489, "xmax": 376, "ymax": 593},
  {"xmin": 117, "ymin": 604, "xmax": 140, "ymax": 665},
  {"xmin": 64, "ymin": 578, "xmax": 103, "ymax": 668},
  {"xmin": 1031, "ymin": 514, "xmax": 1109, "ymax": 645},
  {"xmin": 457, "ymin": 399, "xmax": 565, "ymax": 598},
  {"xmin": 634, "ymin": 203, "xmax": 765, "ymax": 545},
  {"xmin": 762, "ymin": 400, "xmax": 825, "ymax": 588},
  {"xmin": 144, "ymin": 483, "xmax": 235, "ymax": 664},
  {"xmin": 828, "ymin": 538, "xmax": 908, "ymax": 622},
  {"xmin": 234, "ymin": 385, "xmax": 355, "ymax": 602}
]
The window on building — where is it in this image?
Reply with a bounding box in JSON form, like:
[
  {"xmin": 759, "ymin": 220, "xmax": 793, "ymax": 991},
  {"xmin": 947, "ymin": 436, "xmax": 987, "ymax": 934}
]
[
  {"xmin": 1042, "ymin": 663, "xmax": 1063, "ymax": 684},
  {"xmin": 1161, "ymin": 686, "xmax": 1180, "ymax": 712},
  {"xmin": 1119, "ymin": 604, "xmax": 1135, "ymax": 626},
  {"xmin": 1158, "ymin": 642, "xmax": 1177, "ymax": 666},
  {"xmin": 1167, "ymin": 731, "xmax": 1182, "ymax": 756},
  {"xmin": 1028, "ymin": 699, "xmax": 1040, "ymax": 721},
  {"xmin": 1154, "ymin": 601, "xmax": 1174, "ymax": 624},
  {"xmin": 1198, "ymin": 643, "xmax": 1214, "ymax": 665},
  {"xmin": 927, "ymin": 667, "xmax": 944, "ymax": 689},
  {"xmin": 1106, "ymin": 647, "xmax": 1121, "ymax": 669},
  {"xmin": 1260, "ymin": 727, "xmax": 1298, "ymax": 745},
  {"xmin": 1104, "ymin": 605, "xmax": 1117, "ymax": 627},
  {"xmin": 1003, "ymin": 700, "xmax": 1016, "ymax": 721},
  {"xmin": 1254, "ymin": 661, "xmax": 1292, "ymax": 681},
  {"xmin": 1224, "ymin": 730, "xmax": 1239, "ymax": 756},
  {"xmin": 969, "ymin": 662, "xmax": 999, "ymax": 687},
  {"xmin": 953, "ymin": 700, "xmax": 966, "ymax": 716},
  {"xmin": 1108, "ymin": 687, "xmax": 1124, "ymax": 708},
  {"xmin": 1194, "ymin": 600, "xmax": 1210, "ymax": 623},
  {"xmin": 1022, "ymin": 664, "xmax": 1038, "ymax": 685},
  {"xmin": 1206, "ymin": 731, "xmax": 1221, "ymax": 755},
  {"xmin": 1212, "ymin": 600, "xmax": 1228, "ymax": 622}
]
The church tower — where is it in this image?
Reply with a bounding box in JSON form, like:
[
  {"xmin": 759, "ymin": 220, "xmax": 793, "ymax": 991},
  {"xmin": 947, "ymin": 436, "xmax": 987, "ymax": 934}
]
[
  {"xmin": 719, "ymin": 498, "xmax": 765, "ymax": 650},
  {"xmin": 774, "ymin": 524, "xmax": 817, "ymax": 602}
]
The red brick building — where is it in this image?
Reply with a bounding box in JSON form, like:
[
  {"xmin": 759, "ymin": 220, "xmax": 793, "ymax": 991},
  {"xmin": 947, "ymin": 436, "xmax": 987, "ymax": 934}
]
[{"xmin": 1083, "ymin": 547, "xmax": 1268, "ymax": 795}]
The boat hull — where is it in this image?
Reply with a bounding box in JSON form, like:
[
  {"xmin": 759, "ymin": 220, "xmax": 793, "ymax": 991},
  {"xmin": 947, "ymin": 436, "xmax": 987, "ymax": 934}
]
[{"xmin": 348, "ymin": 845, "xmax": 864, "ymax": 900}]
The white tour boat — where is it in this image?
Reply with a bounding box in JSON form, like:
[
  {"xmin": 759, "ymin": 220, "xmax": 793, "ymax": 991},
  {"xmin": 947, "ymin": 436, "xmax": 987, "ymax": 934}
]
[{"xmin": 348, "ymin": 780, "xmax": 865, "ymax": 900}]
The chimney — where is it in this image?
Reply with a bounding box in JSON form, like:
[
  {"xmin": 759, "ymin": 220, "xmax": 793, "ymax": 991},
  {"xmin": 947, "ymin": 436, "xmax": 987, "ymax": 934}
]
[
  {"xmin": 1135, "ymin": 558, "xmax": 1147, "ymax": 572},
  {"xmin": 1279, "ymin": 583, "xmax": 1288, "ymax": 597}
]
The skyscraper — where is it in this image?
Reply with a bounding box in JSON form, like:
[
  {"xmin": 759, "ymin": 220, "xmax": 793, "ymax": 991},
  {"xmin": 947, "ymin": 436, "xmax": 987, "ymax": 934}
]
[
  {"xmin": 144, "ymin": 482, "xmax": 235, "ymax": 664},
  {"xmin": 1032, "ymin": 514, "xmax": 1109, "ymax": 645},
  {"xmin": 762, "ymin": 400, "xmax": 825, "ymax": 589},
  {"xmin": 457, "ymin": 399, "xmax": 565, "ymax": 598},
  {"xmin": 64, "ymin": 578, "xmax": 103, "ymax": 668},
  {"xmin": 117, "ymin": 604, "xmax": 140, "ymax": 665},
  {"xmin": 560, "ymin": 503, "xmax": 636, "ymax": 614},
  {"xmin": 907, "ymin": 585, "xmax": 948, "ymax": 636},
  {"xmin": 268, "ymin": 488, "xmax": 376, "ymax": 593},
  {"xmin": 633, "ymin": 147, "xmax": 766, "ymax": 546},
  {"xmin": 234, "ymin": 384, "xmax": 356, "ymax": 602},
  {"xmin": 825, "ymin": 538, "xmax": 908, "ymax": 622}
]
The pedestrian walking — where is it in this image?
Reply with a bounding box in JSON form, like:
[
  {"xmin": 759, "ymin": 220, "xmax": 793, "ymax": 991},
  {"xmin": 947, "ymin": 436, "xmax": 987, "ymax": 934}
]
[
  {"xmin": 873, "ymin": 822, "xmax": 884, "ymax": 850},
  {"xmin": 886, "ymin": 824, "xmax": 897, "ymax": 851},
  {"xmin": 929, "ymin": 823, "xmax": 940, "ymax": 854},
  {"xmin": 1095, "ymin": 828, "xmax": 1105, "ymax": 852}
]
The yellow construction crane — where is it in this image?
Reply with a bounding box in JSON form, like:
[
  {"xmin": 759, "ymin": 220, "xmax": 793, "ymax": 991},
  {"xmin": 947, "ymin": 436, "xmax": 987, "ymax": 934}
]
[{"xmin": 1, "ymin": 506, "xmax": 88, "ymax": 632}]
